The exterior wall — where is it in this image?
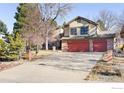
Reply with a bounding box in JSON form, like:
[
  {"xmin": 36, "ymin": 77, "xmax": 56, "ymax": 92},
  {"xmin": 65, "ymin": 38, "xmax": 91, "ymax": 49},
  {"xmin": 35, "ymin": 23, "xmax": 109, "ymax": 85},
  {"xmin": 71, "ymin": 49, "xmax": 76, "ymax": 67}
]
[
  {"xmin": 62, "ymin": 40, "xmax": 68, "ymax": 51},
  {"xmin": 107, "ymin": 39, "xmax": 114, "ymax": 50},
  {"xmin": 89, "ymin": 39, "xmax": 93, "ymax": 52},
  {"xmin": 69, "ymin": 20, "xmax": 87, "ymax": 28},
  {"xmin": 63, "ymin": 19, "xmax": 97, "ymax": 37},
  {"xmin": 63, "ymin": 26, "xmax": 69, "ymax": 37},
  {"xmin": 69, "ymin": 20, "xmax": 84, "ymax": 37},
  {"xmin": 89, "ymin": 24, "xmax": 96, "ymax": 35},
  {"xmin": 69, "ymin": 20, "xmax": 96, "ymax": 29}
]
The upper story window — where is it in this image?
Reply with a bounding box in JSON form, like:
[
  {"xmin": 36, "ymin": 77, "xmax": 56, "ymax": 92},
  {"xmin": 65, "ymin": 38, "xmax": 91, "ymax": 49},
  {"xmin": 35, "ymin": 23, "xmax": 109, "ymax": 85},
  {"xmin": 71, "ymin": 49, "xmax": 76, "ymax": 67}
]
[
  {"xmin": 80, "ymin": 26, "xmax": 89, "ymax": 35},
  {"xmin": 70, "ymin": 28, "xmax": 77, "ymax": 35}
]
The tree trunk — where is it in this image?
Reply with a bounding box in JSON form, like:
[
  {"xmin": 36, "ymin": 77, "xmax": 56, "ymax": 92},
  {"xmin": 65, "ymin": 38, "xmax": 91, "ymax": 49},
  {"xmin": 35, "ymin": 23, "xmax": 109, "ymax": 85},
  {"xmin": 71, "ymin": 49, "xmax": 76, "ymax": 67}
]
[
  {"xmin": 45, "ymin": 36, "xmax": 49, "ymax": 50},
  {"xmin": 28, "ymin": 49, "xmax": 32, "ymax": 61},
  {"xmin": 26, "ymin": 40, "xmax": 32, "ymax": 61},
  {"xmin": 19, "ymin": 50, "xmax": 22, "ymax": 60},
  {"xmin": 36, "ymin": 45, "xmax": 39, "ymax": 54}
]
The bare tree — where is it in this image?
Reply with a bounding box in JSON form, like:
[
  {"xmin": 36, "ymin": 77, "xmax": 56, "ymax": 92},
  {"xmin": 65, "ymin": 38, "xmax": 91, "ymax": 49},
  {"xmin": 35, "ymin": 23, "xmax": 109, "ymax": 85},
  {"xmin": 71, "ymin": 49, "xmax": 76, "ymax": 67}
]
[
  {"xmin": 97, "ymin": 10, "xmax": 117, "ymax": 31},
  {"xmin": 39, "ymin": 3, "xmax": 72, "ymax": 50},
  {"xmin": 115, "ymin": 10, "xmax": 124, "ymax": 39},
  {"xmin": 21, "ymin": 4, "xmax": 45, "ymax": 54},
  {"xmin": 118, "ymin": 10, "xmax": 124, "ymax": 28}
]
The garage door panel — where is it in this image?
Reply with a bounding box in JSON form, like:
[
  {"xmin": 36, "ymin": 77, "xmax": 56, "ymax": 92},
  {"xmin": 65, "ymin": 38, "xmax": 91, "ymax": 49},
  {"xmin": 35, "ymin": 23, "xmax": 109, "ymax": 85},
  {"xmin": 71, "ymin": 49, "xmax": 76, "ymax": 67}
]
[
  {"xmin": 93, "ymin": 40, "xmax": 107, "ymax": 52},
  {"xmin": 68, "ymin": 40, "xmax": 89, "ymax": 52}
]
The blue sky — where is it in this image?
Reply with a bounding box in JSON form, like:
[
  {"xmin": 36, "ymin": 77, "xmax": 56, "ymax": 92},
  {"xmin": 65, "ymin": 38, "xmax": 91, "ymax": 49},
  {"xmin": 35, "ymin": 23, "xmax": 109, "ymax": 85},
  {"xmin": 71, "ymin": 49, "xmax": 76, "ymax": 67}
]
[
  {"xmin": 0, "ymin": 3, "xmax": 124, "ymax": 33},
  {"xmin": 0, "ymin": 3, "xmax": 18, "ymax": 33},
  {"xmin": 61, "ymin": 3, "xmax": 124, "ymax": 24}
]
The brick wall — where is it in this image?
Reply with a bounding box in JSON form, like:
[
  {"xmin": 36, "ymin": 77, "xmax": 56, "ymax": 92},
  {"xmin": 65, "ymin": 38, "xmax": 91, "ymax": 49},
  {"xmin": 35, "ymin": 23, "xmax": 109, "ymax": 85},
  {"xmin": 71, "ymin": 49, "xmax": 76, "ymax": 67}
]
[
  {"xmin": 89, "ymin": 39, "xmax": 93, "ymax": 52},
  {"xmin": 62, "ymin": 40, "xmax": 68, "ymax": 51}
]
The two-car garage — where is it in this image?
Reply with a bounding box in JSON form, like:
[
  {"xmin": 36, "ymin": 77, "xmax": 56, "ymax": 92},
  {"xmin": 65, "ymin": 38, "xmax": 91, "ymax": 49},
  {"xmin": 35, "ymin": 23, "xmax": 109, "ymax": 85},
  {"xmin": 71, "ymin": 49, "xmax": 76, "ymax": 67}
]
[{"xmin": 63, "ymin": 39, "xmax": 112, "ymax": 52}]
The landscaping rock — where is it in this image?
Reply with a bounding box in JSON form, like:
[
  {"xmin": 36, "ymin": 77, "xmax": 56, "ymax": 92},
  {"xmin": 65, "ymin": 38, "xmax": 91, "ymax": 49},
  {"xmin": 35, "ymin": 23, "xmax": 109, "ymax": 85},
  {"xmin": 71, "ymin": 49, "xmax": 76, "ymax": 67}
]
[{"xmin": 85, "ymin": 60, "xmax": 124, "ymax": 82}]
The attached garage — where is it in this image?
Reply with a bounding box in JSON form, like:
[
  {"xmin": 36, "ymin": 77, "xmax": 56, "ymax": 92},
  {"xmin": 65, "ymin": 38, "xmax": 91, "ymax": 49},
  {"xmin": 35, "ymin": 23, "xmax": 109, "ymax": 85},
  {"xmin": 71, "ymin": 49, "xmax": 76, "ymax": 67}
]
[
  {"xmin": 93, "ymin": 39, "xmax": 107, "ymax": 52},
  {"xmin": 68, "ymin": 40, "xmax": 89, "ymax": 52},
  {"xmin": 62, "ymin": 38, "xmax": 114, "ymax": 52}
]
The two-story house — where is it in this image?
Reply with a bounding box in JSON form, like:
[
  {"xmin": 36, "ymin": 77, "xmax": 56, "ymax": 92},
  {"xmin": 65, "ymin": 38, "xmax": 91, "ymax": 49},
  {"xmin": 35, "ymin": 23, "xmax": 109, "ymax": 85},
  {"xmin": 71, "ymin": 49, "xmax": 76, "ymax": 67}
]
[{"xmin": 62, "ymin": 16, "xmax": 114, "ymax": 52}]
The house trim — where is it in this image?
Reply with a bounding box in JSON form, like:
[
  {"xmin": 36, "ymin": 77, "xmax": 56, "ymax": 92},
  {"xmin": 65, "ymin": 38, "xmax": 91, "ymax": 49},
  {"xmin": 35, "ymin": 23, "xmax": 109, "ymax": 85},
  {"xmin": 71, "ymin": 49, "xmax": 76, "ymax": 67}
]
[{"xmin": 65, "ymin": 16, "xmax": 97, "ymax": 26}]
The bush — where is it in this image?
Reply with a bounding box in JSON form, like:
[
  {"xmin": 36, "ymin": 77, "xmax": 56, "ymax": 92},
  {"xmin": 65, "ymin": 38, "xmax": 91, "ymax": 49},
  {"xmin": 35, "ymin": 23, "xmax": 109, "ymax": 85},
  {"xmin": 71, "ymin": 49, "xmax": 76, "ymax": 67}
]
[{"xmin": 0, "ymin": 33, "xmax": 24, "ymax": 61}]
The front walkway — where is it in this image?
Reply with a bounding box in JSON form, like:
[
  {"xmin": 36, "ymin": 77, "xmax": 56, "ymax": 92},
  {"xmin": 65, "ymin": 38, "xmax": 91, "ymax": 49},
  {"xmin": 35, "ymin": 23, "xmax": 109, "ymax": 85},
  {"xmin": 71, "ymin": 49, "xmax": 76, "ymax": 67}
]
[{"xmin": 0, "ymin": 52, "xmax": 103, "ymax": 83}]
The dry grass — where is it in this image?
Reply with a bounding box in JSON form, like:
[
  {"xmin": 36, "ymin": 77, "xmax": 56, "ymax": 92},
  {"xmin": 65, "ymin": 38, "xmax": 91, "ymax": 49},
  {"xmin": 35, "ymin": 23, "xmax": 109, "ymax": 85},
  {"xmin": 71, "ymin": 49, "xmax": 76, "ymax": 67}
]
[
  {"xmin": 32, "ymin": 50, "xmax": 54, "ymax": 56},
  {"xmin": 84, "ymin": 61, "xmax": 124, "ymax": 82},
  {"xmin": 22, "ymin": 50, "xmax": 55, "ymax": 61},
  {"xmin": 31, "ymin": 50, "xmax": 54, "ymax": 61}
]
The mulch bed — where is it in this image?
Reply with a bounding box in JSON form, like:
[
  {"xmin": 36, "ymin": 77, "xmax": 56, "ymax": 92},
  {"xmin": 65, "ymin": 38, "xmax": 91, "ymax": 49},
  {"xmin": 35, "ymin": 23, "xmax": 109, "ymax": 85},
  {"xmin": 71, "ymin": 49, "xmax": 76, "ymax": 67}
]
[
  {"xmin": 84, "ymin": 60, "xmax": 124, "ymax": 82},
  {"xmin": 0, "ymin": 62, "xmax": 23, "ymax": 72}
]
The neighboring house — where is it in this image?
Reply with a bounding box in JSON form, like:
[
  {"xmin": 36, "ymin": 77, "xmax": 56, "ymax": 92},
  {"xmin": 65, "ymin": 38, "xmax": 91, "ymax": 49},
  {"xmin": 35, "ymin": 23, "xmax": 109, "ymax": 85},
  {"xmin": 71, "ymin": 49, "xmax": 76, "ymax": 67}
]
[
  {"xmin": 62, "ymin": 16, "xmax": 115, "ymax": 52},
  {"xmin": 114, "ymin": 26, "xmax": 124, "ymax": 52},
  {"xmin": 50, "ymin": 27, "xmax": 63, "ymax": 50},
  {"xmin": 42, "ymin": 27, "xmax": 63, "ymax": 50}
]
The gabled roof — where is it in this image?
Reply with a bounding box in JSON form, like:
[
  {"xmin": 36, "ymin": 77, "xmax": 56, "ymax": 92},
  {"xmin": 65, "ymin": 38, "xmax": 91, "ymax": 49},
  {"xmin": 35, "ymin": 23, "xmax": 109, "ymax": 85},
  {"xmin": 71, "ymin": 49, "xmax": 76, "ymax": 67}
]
[{"xmin": 65, "ymin": 16, "xmax": 97, "ymax": 26}]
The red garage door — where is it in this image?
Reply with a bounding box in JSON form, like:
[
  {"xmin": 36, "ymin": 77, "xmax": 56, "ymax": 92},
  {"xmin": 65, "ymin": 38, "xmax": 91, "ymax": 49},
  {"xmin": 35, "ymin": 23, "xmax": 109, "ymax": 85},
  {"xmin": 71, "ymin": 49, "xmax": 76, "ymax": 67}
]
[
  {"xmin": 93, "ymin": 39, "xmax": 107, "ymax": 52},
  {"xmin": 68, "ymin": 40, "xmax": 89, "ymax": 52}
]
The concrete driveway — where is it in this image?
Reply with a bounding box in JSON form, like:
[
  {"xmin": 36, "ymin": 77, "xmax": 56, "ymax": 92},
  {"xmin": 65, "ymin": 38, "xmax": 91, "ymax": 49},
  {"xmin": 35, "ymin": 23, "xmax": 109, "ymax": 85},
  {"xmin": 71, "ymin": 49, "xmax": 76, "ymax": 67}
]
[{"xmin": 0, "ymin": 52, "xmax": 103, "ymax": 83}]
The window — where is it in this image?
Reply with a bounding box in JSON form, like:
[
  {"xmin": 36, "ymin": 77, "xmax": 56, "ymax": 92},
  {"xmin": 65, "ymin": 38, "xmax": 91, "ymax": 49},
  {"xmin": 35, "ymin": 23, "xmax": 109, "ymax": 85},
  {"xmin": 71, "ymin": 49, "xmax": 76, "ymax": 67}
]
[
  {"xmin": 80, "ymin": 26, "xmax": 88, "ymax": 35},
  {"xmin": 70, "ymin": 28, "xmax": 77, "ymax": 35}
]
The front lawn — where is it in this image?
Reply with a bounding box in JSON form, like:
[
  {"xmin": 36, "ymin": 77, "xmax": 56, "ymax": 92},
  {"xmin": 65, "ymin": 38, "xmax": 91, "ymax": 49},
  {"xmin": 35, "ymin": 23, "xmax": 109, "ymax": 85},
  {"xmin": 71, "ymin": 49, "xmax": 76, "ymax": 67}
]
[{"xmin": 30, "ymin": 50, "xmax": 54, "ymax": 61}]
